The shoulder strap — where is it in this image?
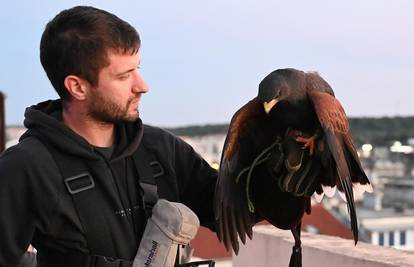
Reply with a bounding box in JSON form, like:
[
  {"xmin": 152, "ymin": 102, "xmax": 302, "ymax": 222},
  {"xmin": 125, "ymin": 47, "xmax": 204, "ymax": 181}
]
[
  {"xmin": 33, "ymin": 137, "xmax": 135, "ymax": 266},
  {"xmin": 33, "ymin": 137, "xmax": 166, "ymax": 266},
  {"xmin": 132, "ymin": 143, "xmax": 163, "ymax": 217},
  {"xmin": 34, "ymin": 137, "xmax": 117, "ymax": 256}
]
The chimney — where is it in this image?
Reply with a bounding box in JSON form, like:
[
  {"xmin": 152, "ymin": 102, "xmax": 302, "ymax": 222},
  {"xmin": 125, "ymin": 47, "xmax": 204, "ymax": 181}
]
[{"xmin": 0, "ymin": 92, "xmax": 5, "ymax": 153}]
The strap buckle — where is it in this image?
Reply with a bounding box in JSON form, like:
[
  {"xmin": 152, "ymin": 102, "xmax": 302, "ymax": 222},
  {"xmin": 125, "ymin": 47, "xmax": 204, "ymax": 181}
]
[
  {"xmin": 149, "ymin": 160, "xmax": 164, "ymax": 178},
  {"xmin": 64, "ymin": 172, "xmax": 95, "ymax": 194}
]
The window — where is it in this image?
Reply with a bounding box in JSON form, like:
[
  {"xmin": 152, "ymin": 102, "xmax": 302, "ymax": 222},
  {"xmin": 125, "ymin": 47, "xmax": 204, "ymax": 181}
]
[
  {"xmin": 389, "ymin": 231, "xmax": 394, "ymax": 246},
  {"xmin": 400, "ymin": 231, "xmax": 406, "ymax": 246},
  {"xmin": 379, "ymin": 232, "xmax": 384, "ymax": 246}
]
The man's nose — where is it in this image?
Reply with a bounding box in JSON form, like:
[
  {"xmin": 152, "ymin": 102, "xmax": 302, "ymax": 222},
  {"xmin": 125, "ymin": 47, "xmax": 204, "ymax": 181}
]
[{"xmin": 132, "ymin": 70, "xmax": 149, "ymax": 93}]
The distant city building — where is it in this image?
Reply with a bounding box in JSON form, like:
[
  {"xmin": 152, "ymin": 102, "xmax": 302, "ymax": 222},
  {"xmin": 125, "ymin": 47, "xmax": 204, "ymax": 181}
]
[
  {"xmin": 381, "ymin": 177, "xmax": 414, "ymax": 209},
  {"xmin": 359, "ymin": 207, "xmax": 414, "ymax": 251},
  {"xmin": 180, "ymin": 134, "xmax": 226, "ymax": 166},
  {"xmin": 5, "ymin": 126, "xmax": 26, "ymax": 148}
]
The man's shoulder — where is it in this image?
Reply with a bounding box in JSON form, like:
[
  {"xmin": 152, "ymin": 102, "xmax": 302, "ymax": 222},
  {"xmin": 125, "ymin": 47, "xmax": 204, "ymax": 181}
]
[
  {"xmin": 142, "ymin": 124, "xmax": 196, "ymax": 156},
  {"xmin": 141, "ymin": 124, "xmax": 193, "ymax": 158},
  {"xmin": 143, "ymin": 124, "xmax": 178, "ymax": 144},
  {"xmin": 0, "ymin": 137, "xmax": 52, "ymax": 168}
]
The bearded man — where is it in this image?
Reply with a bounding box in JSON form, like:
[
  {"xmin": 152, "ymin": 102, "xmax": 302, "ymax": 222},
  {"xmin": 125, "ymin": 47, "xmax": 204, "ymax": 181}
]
[{"xmin": 0, "ymin": 6, "xmax": 217, "ymax": 267}]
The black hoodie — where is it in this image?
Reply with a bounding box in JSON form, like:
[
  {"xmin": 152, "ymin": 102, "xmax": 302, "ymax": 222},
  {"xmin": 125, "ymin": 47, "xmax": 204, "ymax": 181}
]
[{"xmin": 0, "ymin": 100, "xmax": 217, "ymax": 266}]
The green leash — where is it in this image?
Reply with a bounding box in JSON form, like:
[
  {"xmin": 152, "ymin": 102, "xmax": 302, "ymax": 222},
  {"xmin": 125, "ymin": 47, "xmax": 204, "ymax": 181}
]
[{"xmin": 235, "ymin": 137, "xmax": 282, "ymax": 212}]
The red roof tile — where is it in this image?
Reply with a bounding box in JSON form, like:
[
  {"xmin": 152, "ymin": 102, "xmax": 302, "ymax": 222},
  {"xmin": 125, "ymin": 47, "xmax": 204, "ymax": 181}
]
[{"xmin": 301, "ymin": 204, "xmax": 353, "ymax": 240}]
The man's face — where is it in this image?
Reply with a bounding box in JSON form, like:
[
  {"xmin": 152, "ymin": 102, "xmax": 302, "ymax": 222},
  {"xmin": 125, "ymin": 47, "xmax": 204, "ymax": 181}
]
[{"xmin": 87, "ymin": 50, "xmax": 149, "ymax": 124}]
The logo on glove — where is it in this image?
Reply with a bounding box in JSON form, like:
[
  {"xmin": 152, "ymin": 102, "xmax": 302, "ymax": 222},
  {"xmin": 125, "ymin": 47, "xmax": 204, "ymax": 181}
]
[{"xmin": 144, "ymin": 240, "xmax": 159, "ymax": 267}]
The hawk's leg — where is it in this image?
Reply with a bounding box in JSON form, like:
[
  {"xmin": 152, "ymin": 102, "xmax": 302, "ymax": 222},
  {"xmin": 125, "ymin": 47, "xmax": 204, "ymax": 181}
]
[{"xmin": 295, "ymin": 130, "xmax": 321, "ymax": 156}]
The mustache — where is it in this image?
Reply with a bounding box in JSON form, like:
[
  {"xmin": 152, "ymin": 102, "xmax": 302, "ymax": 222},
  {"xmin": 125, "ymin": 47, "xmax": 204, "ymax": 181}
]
[{"xmin": 127, "ymin": 96, "xmax": 140, "ymax": 106}]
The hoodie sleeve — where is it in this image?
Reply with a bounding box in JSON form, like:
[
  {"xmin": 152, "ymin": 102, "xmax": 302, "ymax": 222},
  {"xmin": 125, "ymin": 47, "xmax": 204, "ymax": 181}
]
[
  {"xmin": 172, "ymin": 136, "xmax": 218, "ymax": 231},
  {"xmin": 142, "ymin": 125, "xmax": 218, "ymax": 231},
  {"xmin": 0, "ymin": 140, "xmax": 58, "ymax": 266}
]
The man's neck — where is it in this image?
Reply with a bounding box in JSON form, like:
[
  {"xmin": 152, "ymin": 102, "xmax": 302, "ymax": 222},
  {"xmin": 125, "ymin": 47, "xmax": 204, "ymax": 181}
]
[{"xmin": 62, "ymin": 104, "xmax": 115, "ymax": 148}]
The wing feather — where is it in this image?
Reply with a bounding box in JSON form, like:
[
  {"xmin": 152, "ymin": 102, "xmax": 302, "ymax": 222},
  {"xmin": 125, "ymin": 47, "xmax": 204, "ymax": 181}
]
[
  {"xmin": 214, "ymin": 97, "xmax": 265, "ymax": 254},
  {"xmin": 309, "ymin": 90, "xmax": 368, "ymax": 244}
]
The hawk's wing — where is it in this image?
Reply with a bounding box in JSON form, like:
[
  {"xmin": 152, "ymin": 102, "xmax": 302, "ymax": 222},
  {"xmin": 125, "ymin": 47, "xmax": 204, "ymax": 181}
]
[
  {"xmin": 214, "ymin": 97, "xmax": 268, "ymax": 254},
  {"xmin": 308, "ymin": 90, "xmax": 372, "ymax": 244}
]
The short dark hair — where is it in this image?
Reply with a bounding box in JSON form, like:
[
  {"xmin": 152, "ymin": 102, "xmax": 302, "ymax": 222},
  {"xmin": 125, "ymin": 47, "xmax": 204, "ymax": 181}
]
[{"xmin": 40, "ymin": 6, "xmax": 141, "ymax": 100}]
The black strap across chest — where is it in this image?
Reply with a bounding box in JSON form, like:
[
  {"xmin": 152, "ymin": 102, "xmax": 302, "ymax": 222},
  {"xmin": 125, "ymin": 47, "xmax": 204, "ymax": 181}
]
[
  {"xmin": 131, "ymin": 144, "xmax": 163, "ymax": 216},
  {"xmin": 36, "ymin": 137, "xmax": 162, "ymax": 266}
]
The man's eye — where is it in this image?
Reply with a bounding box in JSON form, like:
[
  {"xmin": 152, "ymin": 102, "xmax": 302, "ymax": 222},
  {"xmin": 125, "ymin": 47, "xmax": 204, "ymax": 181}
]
[{"xmin": 119, "ymin": 74, "xmax": 130, "ymax": 80}]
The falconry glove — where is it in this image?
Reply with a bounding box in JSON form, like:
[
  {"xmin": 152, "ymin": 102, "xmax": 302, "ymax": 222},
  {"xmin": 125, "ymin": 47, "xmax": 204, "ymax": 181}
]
[
  {"xmin": 133, "ymin": 199, "xmax": 200, "ymax": 267},
  {"xmin": 271, "ymin": 131, "xmax": 322, "ymax": 197}
]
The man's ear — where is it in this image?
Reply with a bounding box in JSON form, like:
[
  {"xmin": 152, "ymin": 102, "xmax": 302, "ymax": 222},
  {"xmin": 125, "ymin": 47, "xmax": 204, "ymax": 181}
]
[{"xmin": 63, "ymin": 75, "xmax": 90, "ymax": 100}]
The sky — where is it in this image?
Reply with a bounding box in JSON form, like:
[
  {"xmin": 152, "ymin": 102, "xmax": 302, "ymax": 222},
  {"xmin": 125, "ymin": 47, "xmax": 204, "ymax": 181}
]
[{"xmin": 0, "ymin": 0, "xmax": 413, "ymax": 127}]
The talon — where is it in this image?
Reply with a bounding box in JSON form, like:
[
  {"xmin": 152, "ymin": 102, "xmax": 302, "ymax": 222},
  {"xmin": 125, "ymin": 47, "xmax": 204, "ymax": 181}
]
[{"xmin": 295, "ymin": 136, "xmax": 316, "ymax": 156}]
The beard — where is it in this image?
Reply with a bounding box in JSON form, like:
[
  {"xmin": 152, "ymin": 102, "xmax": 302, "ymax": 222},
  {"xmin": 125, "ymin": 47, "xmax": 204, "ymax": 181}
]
[{"xmin": 87, "ymin": 90, "xmax": 140, "ymax": 124}]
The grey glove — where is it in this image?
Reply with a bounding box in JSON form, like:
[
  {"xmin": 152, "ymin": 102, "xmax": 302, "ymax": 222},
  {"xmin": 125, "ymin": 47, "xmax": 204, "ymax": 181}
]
[{"xmin": 133, "ymin": 199, "xmax": 200, "ymax": 267}]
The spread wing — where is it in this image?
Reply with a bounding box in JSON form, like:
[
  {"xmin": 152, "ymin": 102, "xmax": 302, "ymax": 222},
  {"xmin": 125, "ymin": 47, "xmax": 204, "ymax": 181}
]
[
  {"xmin": 308, "ymin": 90, "xmax": 371, "ymax": 244},
  {"xmin": 214, "ymin": 97, "xmax": 268, "ymax": 254}
]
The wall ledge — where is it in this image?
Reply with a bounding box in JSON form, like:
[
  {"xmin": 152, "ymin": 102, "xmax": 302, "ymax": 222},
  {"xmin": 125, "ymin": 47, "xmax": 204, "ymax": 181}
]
[{"xmin": 233, "ymin": 225, "xmax": 414, "ymax": 267}]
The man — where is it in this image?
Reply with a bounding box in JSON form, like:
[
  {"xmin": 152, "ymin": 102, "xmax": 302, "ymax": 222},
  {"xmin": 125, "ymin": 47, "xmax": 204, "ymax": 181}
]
[{"xmin": 0, "ymin": 6, "xmax": 217, "ymax": 266}]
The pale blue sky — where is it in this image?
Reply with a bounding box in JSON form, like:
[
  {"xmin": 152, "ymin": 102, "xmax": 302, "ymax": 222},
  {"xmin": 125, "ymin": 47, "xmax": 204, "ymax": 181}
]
[{"xmin": 1, "ymin": 0, "xmax": 413, "ymax": 127}]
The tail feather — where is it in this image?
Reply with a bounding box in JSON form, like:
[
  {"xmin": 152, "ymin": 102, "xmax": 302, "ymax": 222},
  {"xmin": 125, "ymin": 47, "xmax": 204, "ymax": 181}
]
[{"xmin": 325, "ymin": 130, "xmax": 359, "ymax": 243}]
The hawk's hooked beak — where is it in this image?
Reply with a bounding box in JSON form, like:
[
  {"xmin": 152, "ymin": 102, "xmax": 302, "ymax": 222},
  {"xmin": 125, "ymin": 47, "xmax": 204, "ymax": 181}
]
[{"xmin": 263, "ymin": 99, "xmax": 278, "ymax": 114}]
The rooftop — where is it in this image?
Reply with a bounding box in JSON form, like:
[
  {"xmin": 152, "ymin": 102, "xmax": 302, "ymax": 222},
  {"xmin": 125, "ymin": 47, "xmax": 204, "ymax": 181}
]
[{"xmin": 233, "ymin": 225, "xmax": 414, "ymax": 267}]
